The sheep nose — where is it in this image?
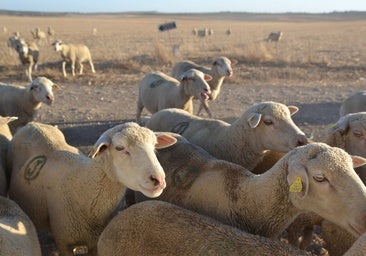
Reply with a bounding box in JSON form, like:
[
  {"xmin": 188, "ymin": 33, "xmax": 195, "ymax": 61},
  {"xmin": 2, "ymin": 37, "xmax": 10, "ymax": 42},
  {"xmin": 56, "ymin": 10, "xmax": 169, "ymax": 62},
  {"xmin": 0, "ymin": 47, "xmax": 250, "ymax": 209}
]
[
  {"xmin": 227, "ymin": 70, "xmax": 233, "ymax": 76},
  {"xmin": 149, "ymin": 174, "xmax": 165, "ymax": 188},
  {"xmin": 47, "ymin": 95, "xmax": 54, "ymax": 101},
  {"xmin": 296, "ymin": 136, "xmax": 309, "ymax": 147}
]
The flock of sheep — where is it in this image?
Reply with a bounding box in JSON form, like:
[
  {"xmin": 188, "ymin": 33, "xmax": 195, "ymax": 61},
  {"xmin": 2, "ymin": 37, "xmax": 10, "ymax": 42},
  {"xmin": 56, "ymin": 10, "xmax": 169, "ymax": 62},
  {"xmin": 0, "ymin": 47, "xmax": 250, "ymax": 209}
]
[
  {"xmin": 0, "ymin": 26, "xmax": 366, "ymax": 256},
  {"xmin": 6, "ymin": 27, "xmax": 96, "ymax": 81}
]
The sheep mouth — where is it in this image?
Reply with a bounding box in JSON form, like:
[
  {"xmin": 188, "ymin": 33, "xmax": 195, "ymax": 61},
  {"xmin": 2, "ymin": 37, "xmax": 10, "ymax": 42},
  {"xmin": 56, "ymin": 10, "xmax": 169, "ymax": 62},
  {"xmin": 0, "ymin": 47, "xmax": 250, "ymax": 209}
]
[
  {"xmin": 200, "ymin": 92, "xmax": 209, "ymax": 100},
  {"xmin": 138, "ymin": 184, "xmax": 165, "ymax": 198}
]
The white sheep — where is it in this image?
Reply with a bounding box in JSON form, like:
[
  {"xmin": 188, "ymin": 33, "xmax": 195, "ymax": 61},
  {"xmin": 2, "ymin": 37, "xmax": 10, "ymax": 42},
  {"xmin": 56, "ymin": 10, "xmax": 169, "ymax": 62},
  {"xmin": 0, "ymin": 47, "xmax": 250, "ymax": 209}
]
[
  {"xmin": 191, "ymin": 27, "xmax": 198, "ymax": 35},
  {"xmin": 30, "ymin": 27, "xmax": 47, "ymax": 44},
  {"xmin": 171, "ymin": 56, "xmax": 237, "ymax": 117},
  {"xmin": 47, "ymin": 26, "xmax": 55, "ymax": 39},
  {"xmin": 0, "ymin": 116, "xmax": 17, "ymax": 196},
  {"xmin": 0, "ymin": 77, "xmax": 58, "ymax": 134},
  {"xmin": 98, "ymin": 200, "xmax": 311, "ymax": 256},
  {"xmin": 52, "ymin": 39, "xmax": 96, "ymax": 77},
  {"xmin": 286, "ymin": 112, "xmax": 366, "ymax": 251},
  {"xmin": 340, "ymin": 91, "xmax": 366, "ymax": 116},
  {"xmin": 16, "ymin": 39, "xmax": 39, "ymax": 81},
  {"xmin": 7, "ymin": 121, "xmax": 176, "ymax": 256},
  {"xmin": 146, "ymin": 101, "xmax": 308, "ymax": 171},
  {"xmin": 130, "ymin": 134, "xmax": 366, "ymax": 241},
  {"xmin": 0, "ymin": 196, "xmax": 42, "ymax": 256},
  {"xmin": 136, "ymin": 69, "xmax": 212, "ymax": 121},
  {"xmin": 266, "ymin": 31, "xmax": 283, "ymax": 42}
]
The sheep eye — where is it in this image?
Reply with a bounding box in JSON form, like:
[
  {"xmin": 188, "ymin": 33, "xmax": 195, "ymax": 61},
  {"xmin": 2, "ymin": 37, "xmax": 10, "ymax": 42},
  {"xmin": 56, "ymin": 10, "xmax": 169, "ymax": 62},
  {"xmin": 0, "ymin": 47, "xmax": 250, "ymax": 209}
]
[
  {"xmin": 353, "ymin": 131, "xmax": 362, "ymax": 137},
  {"xmin": 263, "ymin": 120, "xmax": 273, "ymax": 125},
  {"xmin": 115, "ymin": 146, "xmax": 125, "ymax": 151},
  {"xmin": 313, "ymin": 175, "xmax": 326, "ymax": 182}
]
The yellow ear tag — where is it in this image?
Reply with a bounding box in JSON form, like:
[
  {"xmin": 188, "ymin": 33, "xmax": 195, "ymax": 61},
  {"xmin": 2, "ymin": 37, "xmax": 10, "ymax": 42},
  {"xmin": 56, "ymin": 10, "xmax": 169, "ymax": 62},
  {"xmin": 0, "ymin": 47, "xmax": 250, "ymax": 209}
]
[{"xmin": 289, "ymin": 176, "xmax": 303, "ymax": 193}]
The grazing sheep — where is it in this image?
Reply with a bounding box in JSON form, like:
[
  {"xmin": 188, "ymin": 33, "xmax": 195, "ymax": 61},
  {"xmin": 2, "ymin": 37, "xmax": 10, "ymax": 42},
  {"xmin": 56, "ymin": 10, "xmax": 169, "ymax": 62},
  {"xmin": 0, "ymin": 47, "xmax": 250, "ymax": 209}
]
[
  {"xmin": 171, "ymin": 56, "xmax": 237, "ymax": 117},
  {"xmin": 266, "ymin": 31, "xmax": 283, "ymax": 42},
  {"xmin": 52, "ymin": 39, "xmax": 96, "ymax": 77},
  {"xmin": 30, "ymin": 27, "xmax": 47, "ymax": 44},
  {"xmin": 197, "ymin": 28, "xmax": 208, "ymax": 37},
  {"xmin": 0, "ymin": 77, "xmax": 58, "ymax": 134},
  {"xmin": 98, "ymin": 200, "xmax": 311, "ymax": 256},
  {"xmin": 0, "ymin": 116, "xmax": 17, "ymax": 196},
  {"xmin": 0, "ymin": 196, "xmax": 42, "ymax": 256},
  {"xmin": 16, "ymin": 39, "xmax": 39, "ymax": 81},
  {"xmin": 136, "ymin": 69, "xmax": 212, "ymax": 121},
  {"xmin": 340, "ymin": 91, "xmax": 366, "ymax": 116},
  {"xmin": 146, "ymin": 101, "xmax": 308, "ymax": 171},
  {"xmin": 7, "ymin": 122, "xmax": 176, "ymax": 256},
  {"xmin": 131, "ymin": 134, "xmax": 366, "ymax": 240}
]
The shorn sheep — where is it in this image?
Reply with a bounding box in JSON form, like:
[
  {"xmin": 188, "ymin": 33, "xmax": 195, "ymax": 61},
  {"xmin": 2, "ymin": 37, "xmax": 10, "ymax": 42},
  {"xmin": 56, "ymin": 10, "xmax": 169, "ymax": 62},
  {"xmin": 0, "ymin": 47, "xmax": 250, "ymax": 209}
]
[
  {"xmin": 131, "ymin": 134, "xmax": 366, "ymax": 241},
  {"xmin": 52, "ymin": 39, "xmax": 96, "ymax": 77},
  {"xmin": 340, "ymin": 91, "xmax": 366, "ymax": 116},
  {"xmin": 98, "ymin": 200, "xmax": 311, "ymax": 256},
  {"xmin": 16, "ymin": 39, "xmax": 39, "ymax": 81},
  {"xmin": 7, "ymin": 122, "xmax": 176, "ymax": 256},
  {"xmin": 136, "ymin": 69, "xmax": 212, "ymax": 121},
  {"xmin": 266, "ymin": 31, "xmax": 283, "ymax": 42},
  {"xmin": 172, "ymin": 56, "xmax": 237, "ymax": 117},
  {"xmin": 0, "ymin": 116, "xmax": 17, "ymax": 196},
  {"xmin": 0, "ymin": 196, "xmax": 42, "ymax": 256},
  {"xmin": 0, "ymin": 77, "xmax": 58, "ymax": 134},
  {"xmin": 286, "ymin": 112, "xmax": 366, "ymax": 252},
  {"xmin": 146, "ymin": 101, "xmax": 308, "ymax": 171}
]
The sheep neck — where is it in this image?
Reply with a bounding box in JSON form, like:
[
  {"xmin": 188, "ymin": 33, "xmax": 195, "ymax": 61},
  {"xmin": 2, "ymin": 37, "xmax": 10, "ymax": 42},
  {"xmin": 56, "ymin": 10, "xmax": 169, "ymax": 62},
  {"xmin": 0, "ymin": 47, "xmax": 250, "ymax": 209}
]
[
  {"xmin": 229, "ymin": 160, "xmax": 300, "ymax": 238},
  {"xmin": 217, "ymin": 120, "xmax": 267, "ymax": 171},
  {"xmin": 207, "ymin": 73, "xmax": 225, "ymax": 100},
  {"xmin": 23, "ymin": 89, "xmax": 41, "ymax": 117}
]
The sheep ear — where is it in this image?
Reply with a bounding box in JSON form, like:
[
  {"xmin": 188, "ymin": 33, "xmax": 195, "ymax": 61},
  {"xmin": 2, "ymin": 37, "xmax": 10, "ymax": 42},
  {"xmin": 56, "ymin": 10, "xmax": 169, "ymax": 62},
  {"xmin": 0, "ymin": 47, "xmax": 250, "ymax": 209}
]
[
  {"xmin": 52, "ymin": 84, "xmax": 60, "ymax": 90},
  {"xmin": 288, "ymin": 106, "xmax": 299, "ymax": 115},
  {"xmin": 89, "ymin": 136, "xmax": 111, "ymax": 158},
  {"xmin": 0, "ymin": 116, "xmax": 17, "ymax": 124},
  {"xmin": 287, "ymin": 162, "xmax": 309, "ymax": 200},
  {"xmin": 351, "ymin": 155, "xmax": 366, "ymax": 168},
  {"xmin": 155, "ymin": 133, "xmax": 177, "ymax": 149},
  {"xmin": 326, "ymin": 115, "xmax": 348, "ymax": 135},
  {"xmin": 231, "ymin": 59, "xmax": 238, "ymax": 65},
  {"xmin": 204, "ymin": 74, "xmax": 212, "ymax": 81},
  {"xmin": 247, "ymin": 112, "xmax": 261, "ymax": 128}
]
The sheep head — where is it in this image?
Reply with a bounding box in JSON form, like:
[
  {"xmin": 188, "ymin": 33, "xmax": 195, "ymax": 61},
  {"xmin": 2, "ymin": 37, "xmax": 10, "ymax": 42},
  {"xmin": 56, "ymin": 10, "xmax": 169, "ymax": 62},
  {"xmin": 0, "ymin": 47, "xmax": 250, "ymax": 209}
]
[
  {"xmin": 28, "ymin": 77, "xmax": 58, "ymax": 106},
  {"xmin": 89, "ymin": 122, "xmax": 176, "ymax": 198},
  {"xmin": 286, "ymin": 143, "xmax": 366, "ymax": 238}
]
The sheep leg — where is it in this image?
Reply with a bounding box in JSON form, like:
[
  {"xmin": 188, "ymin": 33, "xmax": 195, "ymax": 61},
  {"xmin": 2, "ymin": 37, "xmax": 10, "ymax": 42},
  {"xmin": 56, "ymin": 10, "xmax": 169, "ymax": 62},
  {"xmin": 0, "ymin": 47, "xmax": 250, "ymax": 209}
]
[
  {"xmin": 71, "ymin": 61, "xmax": 76, "ymax": 76},
  {"xmin": 26, "ymin": 65, "xmax": 32, "ymax": 82},
  {"xmin": 136, "ymin": 101, "xmax": 144, "ymax": 121},
  {"xmin": 89, "ymin": 60, "xmax": 96, "ymax": 73},
  {"xmin": 196, "ymin": 99, "xmax": 212, "ymax": 118},
  {"xmin": 62, "ymin": 61, "xmax": 67, "ymax": 77},
  {"xmin": 79, "ymin": 62, "xmax": 83, "ymax": 75}
]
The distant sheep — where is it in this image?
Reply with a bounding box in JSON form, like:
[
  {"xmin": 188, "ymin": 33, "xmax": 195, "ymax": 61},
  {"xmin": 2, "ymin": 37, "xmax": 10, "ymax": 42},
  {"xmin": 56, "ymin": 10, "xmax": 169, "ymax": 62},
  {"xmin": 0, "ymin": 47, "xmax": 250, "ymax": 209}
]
[
  {"xmin": 52, "ymin": 39, "xmax": 96, "ymax": 77},
  {"xmin": 16, "ymin": 39, "xmax": 39, "ymax": 81},
  {"xmin": 339, "ymin": 91, "xmax": 366, "ymax": 116},
  {"xmin": 92, "ymin": 28, "xmax": 98, "ymax": 36},
  {"xmin": 98, "ymin": 200, "xmax": 311, "ymax": 256},
  {"xmin": 136, "ymin": 69, "xmax": 212, "ymax": 121},
  {"xmin": 266, "ymin": 31, "xmax": 283, "ymax": 42},
  {"xmin": 30, "ymin": 27, "xmax": 47, "ymax": 44},
  {"xmin": 226, "ymin": 28, "xmax": 232, "ymax": 35},
  {"xmin": 2, "ymin": 27, "xmax": 7, "ymax": 34},
  {"xmin": 0, "ymin": 77, "xmax": 58, "ymax": 134},
  {"xmin": 0, "ymin": 116, "xmax": 17, "ymax": 196},
  {"xmin": 146, "ymin": 101, "xmax": 308, "ymax": 171},
  {"xmin": 0, "ymin": 196, "xmax": 42, "ymax": 256},
  {"xmin": 8, "ymin": 122, "xmax": 176, "ymax": 256},
  {"xmin": 47, "ymin": 26, "xmax": 55, "ymax": 39},
  {"xmin": 131, "ymin": 135, "xmax": 366, "ymax": 240},
  {"xmin": 171, "ymin": 56, "xmax": 237, "ymax": 117},
  {"xmin": 191, "ymin": 27, "xmax": 198, "ymax": 35},
  {"xmin": 197, "ymin": 28, "xmax": 208, "ymax": 37}
]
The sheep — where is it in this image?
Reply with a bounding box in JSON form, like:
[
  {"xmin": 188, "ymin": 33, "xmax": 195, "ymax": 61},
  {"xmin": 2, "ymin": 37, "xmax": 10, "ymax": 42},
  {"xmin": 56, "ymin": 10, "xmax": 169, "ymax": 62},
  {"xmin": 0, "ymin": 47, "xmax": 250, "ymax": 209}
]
[
  {"xmin": 286, "ymin": 112, "xmax": 366, "ymax": 251},
  {"xmin": 98, "ymin": 200, "xmax": 312, "ymax": 256},
  {"xmin": 52, "ymin": 39, "xmax": 96, "ymax": 77},
  {"xmin": 136, "ymin": 69, "xmax": 212, "ymax": 121},
  {"xmin": 340, "ymin": 91, "xmax": 366, "ymax": 116},
  {"xmin": 171, "ymin": 56, "xmax": 238, "ymax": 117},
  {"xmin": 191, "ymin": 27, "xmax": 198, "ymax": 35},
  {"xmin": 226, "ymin": 28, "xmax": 232, "ymax": 35},
  {"xmin": 0, "ymin": 116, "xmax": 17, "ymax": 196},
  {"xmin": 0, "ymin": 77, "xmax": 58, "ymax": 134},
  {"xmin": 92, "ymin": 28, "xmax": 98, "ymax": 36},
  {"xmin": 130, "ymin": 134, "xmax": 366, "ymax": 241},
  {"xmin": 0, "ymin": 195, "xmax": 42, "ymax": 256},
  {"xmin": 197, "ymin": 27, "xmax": 208, "ymax": 37},
  {"xmin": 16, "ymin": 39, "xmax": 39, "ymax": 81},
  {"xmin": 30, "ymin": 27, "xmax": 47, "ymax": 44},
  {"xmin": 146, "ymin": 101, "xmax": 308, "ymax": 171},
  {"xmin": 7, "ymin": 121, "xmax": 177, "ymax": 256},
  {"xmin": 266, "ymin": 31, "xmax": 283, "ymax": 42},
  {"xmin": 47, "ymin": 26, "xmax": 55, "ymax": 40},
  {"xmin": 2, "ymin": 27, "xmax": 7, "ymax": 34}
]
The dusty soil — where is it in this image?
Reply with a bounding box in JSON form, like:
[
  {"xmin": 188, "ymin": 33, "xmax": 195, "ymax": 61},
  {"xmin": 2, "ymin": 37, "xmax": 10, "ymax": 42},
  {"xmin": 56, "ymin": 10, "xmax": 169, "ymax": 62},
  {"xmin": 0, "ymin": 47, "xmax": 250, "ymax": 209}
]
[{"xmin": 0, "ymin": 11, "xmax": 365, "ymax": 255}]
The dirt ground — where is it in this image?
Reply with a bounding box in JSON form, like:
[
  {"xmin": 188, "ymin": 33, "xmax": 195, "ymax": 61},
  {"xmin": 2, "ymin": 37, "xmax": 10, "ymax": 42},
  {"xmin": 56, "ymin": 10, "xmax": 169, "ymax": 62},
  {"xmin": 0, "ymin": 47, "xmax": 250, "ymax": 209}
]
[{"xmin": 0, "ymin": 11, "xmax": 366, "ymax": 255}]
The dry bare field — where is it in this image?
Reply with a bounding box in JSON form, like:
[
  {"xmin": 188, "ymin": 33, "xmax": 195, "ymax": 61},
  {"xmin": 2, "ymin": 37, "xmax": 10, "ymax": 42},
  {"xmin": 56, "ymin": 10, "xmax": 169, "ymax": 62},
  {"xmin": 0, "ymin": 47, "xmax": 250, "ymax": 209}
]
[{"xmin": 1, "ymin": 12, "xmax": 366, "ymax": 255}]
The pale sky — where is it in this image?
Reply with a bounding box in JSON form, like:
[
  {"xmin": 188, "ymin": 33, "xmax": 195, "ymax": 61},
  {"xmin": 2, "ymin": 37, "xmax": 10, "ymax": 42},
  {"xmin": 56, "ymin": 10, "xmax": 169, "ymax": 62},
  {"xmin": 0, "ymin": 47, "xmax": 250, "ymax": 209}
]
[{"xmin": 1, "ymin": 0, "xmax": 366, "ymax": 13}]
